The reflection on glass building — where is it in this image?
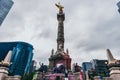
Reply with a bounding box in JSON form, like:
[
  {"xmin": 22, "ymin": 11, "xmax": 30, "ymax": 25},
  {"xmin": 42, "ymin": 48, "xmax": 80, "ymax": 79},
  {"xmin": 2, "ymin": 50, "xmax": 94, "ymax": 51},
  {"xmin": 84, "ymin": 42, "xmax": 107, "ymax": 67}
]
[
  {"xmin": 0, "ymin": 0, "xmax": 14, "ymax": 26},
  {"xmin": 82, "ymin": 62, "xmax": 93, "ymax": 72},
  {"xmin": 0, "ymin": 42, "xmax": 34, "ymax": 76},
  {"xmin": 91, "ymin": 59, "xmax": 109, "ymax": 77}
]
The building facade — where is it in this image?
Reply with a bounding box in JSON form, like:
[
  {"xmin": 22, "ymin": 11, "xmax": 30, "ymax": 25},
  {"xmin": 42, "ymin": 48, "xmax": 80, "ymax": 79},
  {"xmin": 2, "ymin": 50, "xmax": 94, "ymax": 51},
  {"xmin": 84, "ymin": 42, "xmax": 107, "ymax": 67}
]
[
  {"xmin": 91, "ymin": 59, "xmax": 109, "ymax": 77},
  {"xmin": 0, "ymin": 42, "xmax": 34, "ymax": 76},
  {"xmin": 82, "ymin": 62, "xmax": 93, "ymax": 73},
  {"xmin": 82, "ymin": 59, "xmax": 109, "ymax": 80},
  {"xmin": 0, "ymin": 0, "xmax": 14, "ymax": 26}
]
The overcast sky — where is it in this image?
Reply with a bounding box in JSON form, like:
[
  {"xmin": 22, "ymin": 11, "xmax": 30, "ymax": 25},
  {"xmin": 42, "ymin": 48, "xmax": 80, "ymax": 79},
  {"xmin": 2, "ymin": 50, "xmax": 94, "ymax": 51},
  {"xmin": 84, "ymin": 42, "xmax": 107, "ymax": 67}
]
[{"xmin": 0, "ymin": 0, "xmax": 120, "ymax": 66}]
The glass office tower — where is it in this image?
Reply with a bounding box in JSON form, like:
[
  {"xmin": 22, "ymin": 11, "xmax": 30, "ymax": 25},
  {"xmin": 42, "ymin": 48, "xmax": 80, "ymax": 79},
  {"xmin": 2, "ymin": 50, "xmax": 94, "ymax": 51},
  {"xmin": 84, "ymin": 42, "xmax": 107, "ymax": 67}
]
[
  {"xmin": 91, "ymin": 59, "xmax": 109, "ymax": 77},
  {"xmin": 82, "ymin": 62, "xmax": 93, "ymax": 72},
  {"xmin": 0, "ymin": 0, "xmax": 14, "ymax": 26},
  {"xmin": 0, "ymin": 42, "xmax": 34, "ymax": 76}
]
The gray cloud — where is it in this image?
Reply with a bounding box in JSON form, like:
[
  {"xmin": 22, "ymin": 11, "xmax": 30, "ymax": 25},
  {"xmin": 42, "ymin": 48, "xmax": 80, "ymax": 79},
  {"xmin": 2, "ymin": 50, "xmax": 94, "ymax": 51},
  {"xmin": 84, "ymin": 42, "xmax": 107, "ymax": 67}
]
[{"xmin": 0, "ymin": 0, "xmax": 120, "ymax": 65}]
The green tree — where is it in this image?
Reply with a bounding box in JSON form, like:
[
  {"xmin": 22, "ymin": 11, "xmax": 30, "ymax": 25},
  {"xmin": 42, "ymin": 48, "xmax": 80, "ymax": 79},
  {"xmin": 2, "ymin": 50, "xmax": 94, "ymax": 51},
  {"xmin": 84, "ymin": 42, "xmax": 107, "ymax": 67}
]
[{"xmin": 21, "ymin": 72, "xmax": 34, "ymax": 80}]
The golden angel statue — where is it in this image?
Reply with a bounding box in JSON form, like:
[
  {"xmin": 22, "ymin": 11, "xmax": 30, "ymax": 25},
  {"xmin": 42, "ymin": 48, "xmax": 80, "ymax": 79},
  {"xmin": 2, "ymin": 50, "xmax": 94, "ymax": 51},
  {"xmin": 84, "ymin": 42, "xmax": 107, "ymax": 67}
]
[{"xmin": 55, "ymin": 3, "xmax": 64, "ymax": 13}]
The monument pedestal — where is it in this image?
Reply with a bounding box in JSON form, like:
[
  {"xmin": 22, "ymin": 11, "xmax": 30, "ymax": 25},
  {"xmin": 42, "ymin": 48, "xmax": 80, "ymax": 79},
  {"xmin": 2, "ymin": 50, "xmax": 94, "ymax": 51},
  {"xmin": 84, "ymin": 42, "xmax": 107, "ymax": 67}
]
[
  {"xmin": 94, "ymin": 76, "xmax": 112, "ymax": 80},
  {"xmin": 0, "ymin": 67, "xmax": 8, "ymax": 80},
  {"xmin": 109, "ymin": 67, "xmax": 120, "ymax": 80},
  {"xmin": 5, "ymin": 75, "xmax": 21, "ymax": 80}
]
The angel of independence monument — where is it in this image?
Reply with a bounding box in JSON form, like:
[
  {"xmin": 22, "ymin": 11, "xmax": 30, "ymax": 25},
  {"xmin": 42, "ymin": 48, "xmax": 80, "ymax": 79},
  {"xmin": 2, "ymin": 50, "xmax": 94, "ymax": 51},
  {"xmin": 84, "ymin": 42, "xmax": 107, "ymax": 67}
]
[{"xmin": 49, "ymin": 3, "xmax": 71, "ymax": 71}]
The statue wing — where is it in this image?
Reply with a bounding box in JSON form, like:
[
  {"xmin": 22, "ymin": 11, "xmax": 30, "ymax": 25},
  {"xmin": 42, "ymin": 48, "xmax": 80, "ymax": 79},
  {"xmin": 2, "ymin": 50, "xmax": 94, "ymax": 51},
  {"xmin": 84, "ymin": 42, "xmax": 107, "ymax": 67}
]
[{"xmin": 55, "ymin": 4, "xmax": 59, "ymax": 8}]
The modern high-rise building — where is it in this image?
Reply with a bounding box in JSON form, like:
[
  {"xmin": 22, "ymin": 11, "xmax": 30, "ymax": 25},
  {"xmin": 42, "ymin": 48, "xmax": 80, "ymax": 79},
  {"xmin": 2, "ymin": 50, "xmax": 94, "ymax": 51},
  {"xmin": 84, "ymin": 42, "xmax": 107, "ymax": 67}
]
[
  {"xmin": 0, "ymin": 0, "xmax": 14, "ymax": 26},
  {"xmin": 0, "ymin": 42, "xmax": 34, "ymax": 76},
  {"xmin": 91, "ymin": 59, "xmax": 109, "ymax": 77},
  {"xmin": 82, "ymin": 62, "xmax": 93, "ymax": 72},
  {"xmin": 82, "ymin": 59, "xmax": 109, "ymax": 79}
]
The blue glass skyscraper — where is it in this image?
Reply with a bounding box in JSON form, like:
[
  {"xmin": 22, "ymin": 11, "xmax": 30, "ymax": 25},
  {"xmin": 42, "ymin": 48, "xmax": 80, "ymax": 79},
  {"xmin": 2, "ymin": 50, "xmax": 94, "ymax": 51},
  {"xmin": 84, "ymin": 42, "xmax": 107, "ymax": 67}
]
[
  {"xmin": 0, "ymin": 42, "xmax": 34, "ymax": 76},
  {"xmin": 82, "ymin": 62, "xmax": 93, "ymax": 72},
  {"xmin": 0, "ymin": 0, "xmax": 14, "ymax": 26}
]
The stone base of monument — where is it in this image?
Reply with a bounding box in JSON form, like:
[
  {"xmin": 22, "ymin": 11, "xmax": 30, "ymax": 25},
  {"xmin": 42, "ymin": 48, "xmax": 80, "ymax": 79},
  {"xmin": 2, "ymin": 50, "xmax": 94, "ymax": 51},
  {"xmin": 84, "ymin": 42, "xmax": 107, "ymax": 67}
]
[
  {"xmin": 94, "ymin": 76, "xmax": 112, "ymax": 80},
  {"xmin": 109, "ymin": 67, "xmax": 120, "ymax": 80},
  {"xmin": 0, "ymin": 67, "xmax": 9, "ymax": 80},
  {"xmin": 5, "ymin": 75, "xmax": 21, "ymax": 80}
]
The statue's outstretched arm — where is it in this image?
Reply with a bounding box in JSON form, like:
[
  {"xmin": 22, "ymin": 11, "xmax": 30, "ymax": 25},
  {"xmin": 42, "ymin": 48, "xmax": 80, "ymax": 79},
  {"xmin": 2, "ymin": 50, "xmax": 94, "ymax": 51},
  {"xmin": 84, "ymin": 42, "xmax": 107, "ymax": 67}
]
[{"xmin": 55, "ymin": 4, "xmax": 59, "ymax": 8}]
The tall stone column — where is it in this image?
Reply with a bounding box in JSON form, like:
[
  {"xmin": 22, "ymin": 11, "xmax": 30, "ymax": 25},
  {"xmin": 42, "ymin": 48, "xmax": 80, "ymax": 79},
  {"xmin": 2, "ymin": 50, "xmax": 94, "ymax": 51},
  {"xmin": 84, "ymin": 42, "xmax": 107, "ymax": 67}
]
[
  {"xmin": 49, "ymin": 3, "xmax": 71, "ymax": 71},
  {"xmin": 56, "ymin": 10, "xmax": 65, "ymax": 53}
]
